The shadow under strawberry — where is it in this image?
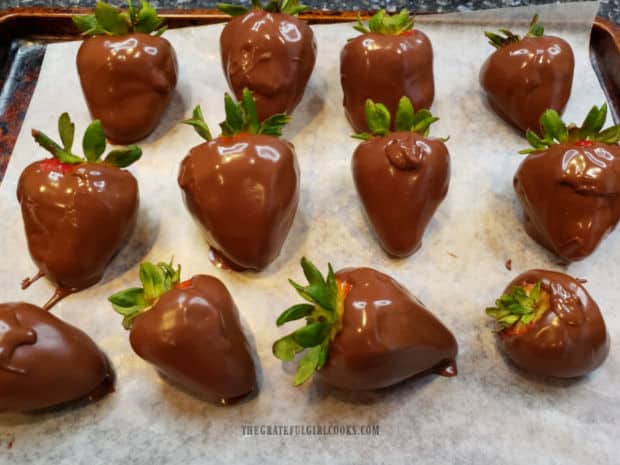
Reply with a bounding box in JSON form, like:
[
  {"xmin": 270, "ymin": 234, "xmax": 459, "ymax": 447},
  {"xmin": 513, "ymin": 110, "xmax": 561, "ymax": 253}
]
[{"xmin": 17, "ymin": 113, "xmax": 142, "ymax": 309}]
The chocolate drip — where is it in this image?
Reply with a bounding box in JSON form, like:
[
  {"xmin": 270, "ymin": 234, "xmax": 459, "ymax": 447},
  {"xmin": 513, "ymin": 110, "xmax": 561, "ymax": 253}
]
[
  {"xmin": 514, "ymin": 142, "xmax": 620, "ymax": 261},
  {"xmin": 129, "ymin": 275, "xmax": 257, "ymax": 404},
  {"xmin": 0, "ymin": 302, "xmax": 114, "ymax": 412},
  {"xmin": 41, "ymin": 287, "xmax": 77, "ymax": 312},
  {"xmin": 20, "ymin": 270, "xmax": 44, "ymax": 290},
  {"xmin": 220, "ymin": 10, "xmax": 316, "ymax": 121},
  {"xmin": 352, "ymin": 132, "xmax": 450, "ymax": 257},
  {"xmin": 480, "ymin": 36, "xmax": 574, "ymax": 132},
  {"xmin": 0, "ymin": 309, "xmax": 36, "ymax": 374},
  {"xmin": 317, "ymin": 267, "xmax": 458, "ymax": 390},
  {"xmin": 498, "ymin": 270, "xmax": 609, "ymax": 378},
  {"xmin": 341, "ymin": 31, "xmax": 434, "ymax": 133},
  {"xmin": 178, "ymin": 135, "xmax": 299, "ymax": 270},
  {"xmin": 17, "ymin": 161, "xmax": 139, "ymax": 290},
  {"xmin": 77, "ymin": 33, "xmax": 178, "ymax": 144}
]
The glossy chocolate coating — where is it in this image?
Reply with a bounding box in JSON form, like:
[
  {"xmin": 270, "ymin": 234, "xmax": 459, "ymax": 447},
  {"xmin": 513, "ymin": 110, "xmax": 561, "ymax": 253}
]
[
  {"xmin": 0, "ymin": 302, "xmax": 114, "ymax": 412},
  {"xmin": 77, "ymin": 33, "xmax": 178, "ymax": 144},
  {"xmin": 341, "ymin": 31, "xmax": 434, "ymax": 133},
  {"xmin": 514, "ymin": 142, "xmax": 620, "ymax": 261},
  {"xmin": 317, "ymin": 267, "xmax": 458, "ymax": 390},
  {"xmin": 352, "ymin": 132, "xmax": 450, "ymax": 257},
  {"xmin": 498, "ymin": 270, "xmax": 609, "ymax": 378},
  {"xmin": 129, "ymin": 275, "xmax": 257, "ymax": 404},
  {"xmin": 178, "ymin": 135, "xmax": 299, "ymax": 270},
  {"xmin": 17, "ymin": 161, "xmax": 139, "ymax": 290},
  {"xmin": 220, "ymin": 10, "xmax": 316, "ymax": 121},
  {"xmin": 480, "ymin": 36, "xmax": 574, "ymax": 132}
]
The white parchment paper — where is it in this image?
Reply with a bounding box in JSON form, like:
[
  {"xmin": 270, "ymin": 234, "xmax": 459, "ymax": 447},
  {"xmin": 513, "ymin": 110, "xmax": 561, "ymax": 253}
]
[{"xmin": 1, "ymin": 3, "xmax": 619, "ymax": 464}]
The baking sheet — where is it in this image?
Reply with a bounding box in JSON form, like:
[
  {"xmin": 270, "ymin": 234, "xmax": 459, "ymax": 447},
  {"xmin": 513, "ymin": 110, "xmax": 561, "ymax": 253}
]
[{"xmin": 1, "ymin": 3, "xmax": 619, "ymax": 464}]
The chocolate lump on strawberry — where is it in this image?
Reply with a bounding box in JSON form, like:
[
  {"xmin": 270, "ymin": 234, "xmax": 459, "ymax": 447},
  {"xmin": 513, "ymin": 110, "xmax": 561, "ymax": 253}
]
[
  {"xmin": 74, "ymin": 0, "xmax": 178, "ymax": 144},
  {"xmin": 17, "ymin": 113, "xmax": 140, "ymax": 298},
  {"xmin": 352, "ymin": 97, "xmax": 449, "ymax": 257},
  {"xmin": 273, "ymin": 258, "xmax": 458, "ymax": 389},
  {"xmin": 178, "ymin": 89, "xmax": 299, "ymax": 271},
  {"xmin": 0, "ymin": 302, "xmax": 114, "ymax": 412},
  {"xmin": 108, "ymin": 260, "xmax": 257, "ymax": 404},
  {"xmin": 341, "ymin": 10, "xmax": 434, "ymax": 133},
  {"xmin": 514, "ymin": 104, "xmax": 620, "ymax": 261},
  {"xmin": 218, "ymin": 0, "xmax": 316, "ymax": 121},
  {"xmin": 486, "ymin": 269, "xmax": 609, "ymax": 378},
  {"xmin": 480, "ymin": 15, "xmax": 574, "ymax": 133}
]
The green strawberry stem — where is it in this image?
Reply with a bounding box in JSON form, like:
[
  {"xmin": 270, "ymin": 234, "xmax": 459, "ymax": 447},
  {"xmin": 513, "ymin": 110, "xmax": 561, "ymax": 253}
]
[
  {"xmin": 183, "ymin": 88, "xmax": 291, "ymax": 141},
  {"xmin": 108, "ymin": 259, "xmax": 181, "ymax": 329},
  {"xmin": 485, "ymin": 14, "xmax": 544, "ymax": 48},
  {"xmin": 353, "ymin": 9, "xmax": 414, "ymax": 35},
  {"xmin": 32, "ymin": 113, "xmax": 142, "ymax": 168},
  {"xmin": 485, "ymin": 281, "xmax": 549, "ymax": 335},
  {"xmin": 217, "ymin": 0, "xmax": 309, "ymax": 17},
  {"xmin": 273, "ymin": 257, "xmax": 350, "ymax": 386},
  {"xmin": 352, "ymin": 97, "xmax": 445, "ymax": 141},
  {"xmin": 520, "ymin": 103, "xmax": 620, "ymax": 154},
  {"xmin": 73, "ymin": 0, "xmax": 167, "ymax": 37}
]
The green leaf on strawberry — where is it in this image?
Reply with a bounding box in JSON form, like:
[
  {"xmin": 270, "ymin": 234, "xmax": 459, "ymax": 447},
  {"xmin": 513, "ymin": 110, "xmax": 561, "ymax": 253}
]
[
  {"xmin": 352, "ymin": 97, "xmax": 444, "ymax": 141},
  {"xmin": 519, "ymin": 103, "xmax": 620, "ymax": 154},
  {"xmin": 32, "ymin": 112, "xmax": 142, "ymax": 168},
  {"xmin": 183, "ymin": 106, "xmax": 213, "ymax": 141},
  {"xmin": 486, "ymin": 281, "xmax": 549, "ymax": 335},
  {"xmin": 353, "ymin": 9, "xmax": 414, "ymax": 36},
  {"xmin": 184, "ymin": 88, "xmax": 291, "ymax": 141},
  {"xmin": 108, "ymin": 259, "xmax": 181, "ymax": 329},
  {"xmin": 273, "ymin": 257, "xmax": 349, "ymax": 386},
  {"xmin": 73, "ymin": 0, "xmax": 167, "ymax": 37},
  {"xmin": 485, "ymin": 14, "xmax": 544, "ymax": 49},
  {"xmin": 217, "ymin": 0, "xmax": 309, "ymax": 17},
  {"xmin": 82, "ymin": 121, "xmax": 106, "ymax": 161},
  {"xmin": 58, "ymin": 112, "xmax": 75, "ymax": 152}
]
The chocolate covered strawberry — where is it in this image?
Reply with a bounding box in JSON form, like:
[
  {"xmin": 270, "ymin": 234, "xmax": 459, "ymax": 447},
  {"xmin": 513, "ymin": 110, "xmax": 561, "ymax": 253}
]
[
  {"xmin": 341, "ymin": 10, "xmax": 434, "ymax": 133},
  {"xmin": 74, "ymin": 0, "xmax": 178, "ymax": 143},
  {"xmin": 352, "ymin": 97, "xmax": 449, "ymax": 257},
  {"xmin": 514, "ymin": 104, "xmax": 620, "ymax": 261},
  {"xmin": 108, "ymin": 260, "xmax": 257, "ymax": 404},
  {"xmin": 480, "ymin": 15, "xmax": 574, "ymax": 133},
  {"xmin": 218, "ymin": 0, "xmax": 316, "ymax": 121},
  {"xmin": 273, "ymin": 258, "xmax": 458, "ymax": 389},
  {"xmin": 178, "ymin": 89, "xmax": 299, "ymax": 271},
  {"xmin": 17, "ymin": 113, "xmax": 141, "ymax": 298},
  {"xmin": 486, "ymin": 270, "xmax": 609, "ymax": 378},
  {"xmin": 0, "ymin": 302, "xmax": 114, "ymax": 412}
]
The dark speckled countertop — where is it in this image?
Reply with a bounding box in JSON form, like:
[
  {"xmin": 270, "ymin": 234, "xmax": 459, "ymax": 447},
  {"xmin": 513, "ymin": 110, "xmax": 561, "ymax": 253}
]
[{"xmin": 1, "ymin": 0, "xmax": 619, "ymax": 24}]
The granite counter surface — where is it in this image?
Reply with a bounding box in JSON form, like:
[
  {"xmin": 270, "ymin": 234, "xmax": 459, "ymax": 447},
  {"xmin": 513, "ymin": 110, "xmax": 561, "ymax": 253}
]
[{"xmin": 1, "ymin": 0, "xmax": 619, "ymax": 24}]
